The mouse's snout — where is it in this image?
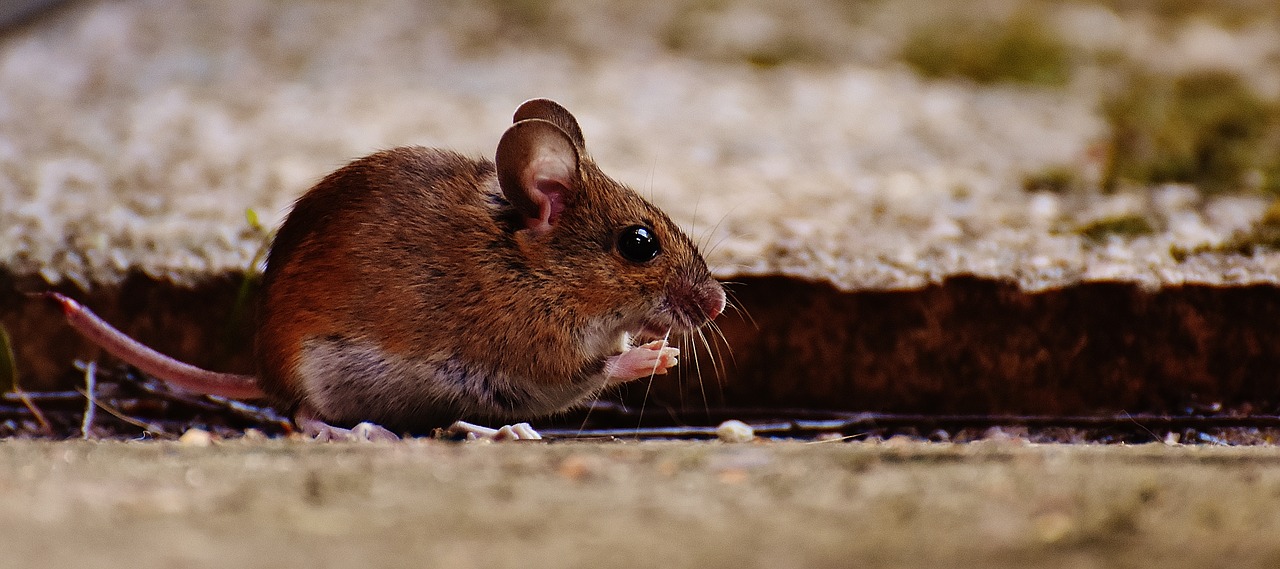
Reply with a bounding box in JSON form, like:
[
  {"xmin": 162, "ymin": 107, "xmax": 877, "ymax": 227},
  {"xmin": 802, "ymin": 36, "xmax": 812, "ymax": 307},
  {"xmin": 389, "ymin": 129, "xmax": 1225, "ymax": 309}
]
[
  {"xmin": 698, "ymin": 281, "xmax": 726, "ymax": 322},
  {"xmin": 663, "ymin": 278, "xmax": 726, "ymax": 332}
]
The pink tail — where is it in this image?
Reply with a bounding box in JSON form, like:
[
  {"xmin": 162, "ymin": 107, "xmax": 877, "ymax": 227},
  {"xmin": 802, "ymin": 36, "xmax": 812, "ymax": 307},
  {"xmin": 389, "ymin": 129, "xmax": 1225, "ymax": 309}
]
[{"xmin": 47, "ymin": 292, "xmax": 265, "ymax": 399}]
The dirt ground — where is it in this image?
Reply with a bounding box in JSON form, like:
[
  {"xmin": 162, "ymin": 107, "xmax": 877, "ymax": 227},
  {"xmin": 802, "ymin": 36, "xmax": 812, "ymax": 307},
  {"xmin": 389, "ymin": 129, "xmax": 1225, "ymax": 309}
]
[{"xmin": 1, "ymin": 438, "xmax": 1278, "ymax": 569}]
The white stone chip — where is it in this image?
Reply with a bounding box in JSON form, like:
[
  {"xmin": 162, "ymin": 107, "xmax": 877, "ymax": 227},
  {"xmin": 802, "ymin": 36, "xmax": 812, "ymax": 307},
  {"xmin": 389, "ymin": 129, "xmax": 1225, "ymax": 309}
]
[{"xmin": 716, "ymin": 420, "xmax": 756, "ymax": 443}]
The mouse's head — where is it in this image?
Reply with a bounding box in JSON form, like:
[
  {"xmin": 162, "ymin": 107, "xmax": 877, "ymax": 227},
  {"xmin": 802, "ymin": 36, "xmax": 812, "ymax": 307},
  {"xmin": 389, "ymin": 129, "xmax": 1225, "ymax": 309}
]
[{"xmin": 496, "ymin": 99, "xmax": 725, "ymax": 346}]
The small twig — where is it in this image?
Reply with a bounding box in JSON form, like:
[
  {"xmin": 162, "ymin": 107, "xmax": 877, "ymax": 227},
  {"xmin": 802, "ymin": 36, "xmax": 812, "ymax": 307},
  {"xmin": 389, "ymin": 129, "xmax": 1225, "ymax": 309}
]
[
  {"xmin": 540, "ymin": 425, "xmax": 725, "ymax": 439},
  {"xmin": 125, "ymin": 372, "xmax": 291, "ymax": 430},
  {"xmin": 540, "ymin": 412, "xmax": 1280, "ymax": 440},
  {"xmin": 81, "ymin": 361, "xmax": 97, "ymax": 439},
  {"xmin": 804, "ymin": 434, "xmax": 865, "ymax": 444},
  {"xmin": 203, "ymin": 395, "xmax": 293, "ymax": 429},
  {"xmin": 2, "ymin": 390, "xmax": 92, "ymax": 403},
  {"xmin": 73, "ymin": 386, "xmax": 175, "ymax": 440},
  {"xmin": 10, "ymin": 387, "xmax": 52, "ymax": 436},
  {"xmin": 1122, "ymin": 410, "xmax": 1161, "ymax": 443}
]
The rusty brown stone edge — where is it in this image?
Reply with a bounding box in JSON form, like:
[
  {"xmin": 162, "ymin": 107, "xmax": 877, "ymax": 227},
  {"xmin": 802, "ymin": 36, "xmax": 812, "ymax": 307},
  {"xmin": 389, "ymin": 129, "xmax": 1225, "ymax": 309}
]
[
  {"xmin": 5, "ymin": 269, "xmax": 1280, "ymax": 416},
  {"xmin": 684, "ymin": 276, "xmax": 1280, "ymax": 416}
]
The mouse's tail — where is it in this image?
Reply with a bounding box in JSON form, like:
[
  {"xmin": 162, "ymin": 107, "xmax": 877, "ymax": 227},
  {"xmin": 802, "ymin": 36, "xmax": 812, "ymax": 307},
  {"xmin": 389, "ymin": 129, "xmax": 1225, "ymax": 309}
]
[{"xmin": 44, "ymin": 292, "xmax": 266, "ymax": 400}]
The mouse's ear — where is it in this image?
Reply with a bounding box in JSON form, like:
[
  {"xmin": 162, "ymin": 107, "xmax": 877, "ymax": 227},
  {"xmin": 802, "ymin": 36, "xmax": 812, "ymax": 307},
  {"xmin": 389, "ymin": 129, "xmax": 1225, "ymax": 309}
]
[
  {"xmin": 513, "ymin": 99, "xmax": 585, "ymax": 150},
  {"xmin": 496, "ymin": 118, "xmax": 580, "ymax": 235}
]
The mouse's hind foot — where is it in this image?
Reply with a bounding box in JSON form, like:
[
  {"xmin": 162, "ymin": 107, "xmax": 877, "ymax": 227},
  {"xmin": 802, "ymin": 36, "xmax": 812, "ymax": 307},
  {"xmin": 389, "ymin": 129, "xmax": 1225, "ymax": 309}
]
[
  {"xmin": 448, "ymin": 420, "xmax": 542, "ymax": 441},
  {"xmin": 296, "ymin": 414, "xmax": 400, "ymax": 442}
]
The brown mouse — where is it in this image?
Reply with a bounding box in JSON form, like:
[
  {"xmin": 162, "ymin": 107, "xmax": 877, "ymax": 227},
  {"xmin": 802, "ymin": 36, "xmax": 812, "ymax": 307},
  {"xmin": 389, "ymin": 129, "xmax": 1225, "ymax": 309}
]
[{"xmin": 52, "ymin": 98, "xmax": 726, "ymax": 440}]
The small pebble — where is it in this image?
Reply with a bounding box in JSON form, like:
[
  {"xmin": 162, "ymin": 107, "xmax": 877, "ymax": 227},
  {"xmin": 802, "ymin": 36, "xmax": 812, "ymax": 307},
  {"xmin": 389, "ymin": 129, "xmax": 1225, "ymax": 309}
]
[
  {"xmin": 179, "ymin": 428, "xmax": 213, "ymax": 447},
  {"xmin": 884, "ymin": 434, "xmax": 918, "ymax": 446},
  {"xmin": 716, "ymin": 420, "xmax": 755, "ymax": 443},
  {"xmin": 241, "ymin": 428, "xmax": 267, "ymax": 441}
]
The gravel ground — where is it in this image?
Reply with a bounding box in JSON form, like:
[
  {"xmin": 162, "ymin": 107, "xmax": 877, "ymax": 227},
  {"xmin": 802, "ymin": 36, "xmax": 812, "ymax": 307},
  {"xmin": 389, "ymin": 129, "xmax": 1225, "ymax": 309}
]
[{"xmin": 2, "ymin": 439, "xmax": 1279, "ymax": 569}]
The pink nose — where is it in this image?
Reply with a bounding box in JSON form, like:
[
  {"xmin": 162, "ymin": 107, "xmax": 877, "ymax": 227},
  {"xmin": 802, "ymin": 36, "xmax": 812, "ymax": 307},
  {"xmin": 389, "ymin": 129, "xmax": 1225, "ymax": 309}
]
[{"xmin": 703, "ymin": 285, "xmax": 726, "ymax": 320}]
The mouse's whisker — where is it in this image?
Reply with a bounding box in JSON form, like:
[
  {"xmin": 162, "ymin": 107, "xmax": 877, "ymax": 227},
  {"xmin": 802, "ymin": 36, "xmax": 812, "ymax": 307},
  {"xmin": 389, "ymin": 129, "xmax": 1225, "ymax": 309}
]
[
  {"xmin": 673, "ymin": 333, "xmax": 686, "ymax": 393},
  {"xmin": 672, "ymin": 333, "xmax": 687, "ymax": 408},
  {"xmin": 644, "ymin": 332, "xmax": 671, "ymax": 384},
  {"xmin": 697, "ymin": 325, "xmax": 725, "ymax": 382},
  {"xmin": 636, "ymin": 373, "xmax": 655, "ymax": 437},
  {"xmin": 690, "ymin": 193, "xmax": 703, "ymax": 244},
  {"xmin": 698, "ymin": 325, "xmax": 728, "ymax": 398},
  {"xmin": 576, "ymin": 393, "xmax": 596, "ymax": 437},
  {"xmin": 633, "ymin": 329, "xmax": 672, "ymax": 437},
  {"xmin": 689, "ymin": 331, "xmax": 712, "ymax": 416},
  {"xmin": 721, "ymin": 288, "xmax": 758, "ymax": 331},
  {"xmin": 702, "ymin": 228, "xmax": 736, "ymax": 258},
  {"xmin": 698, "ymin": 208, "xmax": 738, "ymax": 255},
  {"xmin": 705, "ymin": 320, "xmax": 735, "ymax": 374}
]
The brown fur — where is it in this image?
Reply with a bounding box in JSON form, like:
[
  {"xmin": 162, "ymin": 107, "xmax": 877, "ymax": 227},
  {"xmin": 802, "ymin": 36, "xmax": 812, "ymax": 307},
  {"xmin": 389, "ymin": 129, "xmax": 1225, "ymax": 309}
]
[{"xmin": 256, "ymin": 102, "xmax": 722, "ymax": 431}]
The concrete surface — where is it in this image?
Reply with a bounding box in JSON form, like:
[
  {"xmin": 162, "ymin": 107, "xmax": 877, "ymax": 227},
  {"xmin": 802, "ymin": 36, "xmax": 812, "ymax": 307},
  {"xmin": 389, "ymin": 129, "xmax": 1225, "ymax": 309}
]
[{"xmin": 1, "ymin": 439, "xmax": 1279, "ymax": 569}]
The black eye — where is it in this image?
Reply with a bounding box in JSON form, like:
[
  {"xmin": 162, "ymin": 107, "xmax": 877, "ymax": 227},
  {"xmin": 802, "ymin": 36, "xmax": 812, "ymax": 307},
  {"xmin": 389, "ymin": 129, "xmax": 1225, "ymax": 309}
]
[{"xmin": 617, "ymin": 225, "xmax": 661, "ymax": 263}]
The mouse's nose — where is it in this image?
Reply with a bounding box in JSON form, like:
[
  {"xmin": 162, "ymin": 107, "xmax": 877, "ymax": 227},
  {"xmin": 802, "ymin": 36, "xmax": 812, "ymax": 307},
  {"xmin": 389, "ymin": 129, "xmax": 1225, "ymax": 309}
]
[{"xmin": 701, "ymin": 282, "xmax": 726, "ymax": 321}]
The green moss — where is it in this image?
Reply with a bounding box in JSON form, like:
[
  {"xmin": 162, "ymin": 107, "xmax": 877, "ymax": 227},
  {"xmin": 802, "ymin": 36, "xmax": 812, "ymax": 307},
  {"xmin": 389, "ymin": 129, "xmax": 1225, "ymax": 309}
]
[
  {"xmin": 1173, "ymin": 200, "xmax": 1280, "ymax": 260},
  {"xmin": 661, "ymin": 2, "xmax": 827, "ymax": 68},
  {"xmin": 487, "ymin": 0, "xmax": 553, "ymax": 35},
  {"xmin": 1229, "ymin": 221, "xmax": 1280, "ymax": 254},
  {"xmin": 1092, "ymin": 0, "xmax": 1280, "ymax": 29},
  {"xmin": 742, "ymin": 36, "xmax": 825, "ymax": 69},
  {"xmin": 901, "ymin": 14, "xmax": 1071, "ymax": 86},
  {"xmin": 662, "ymin": 0, "xmax": 727, "ymax": 54},
  {"xmin": 1103, "ymin": 71, "xmax": 1280, "ymax": 193},
  {"xmin": 454, "ymin": 0, "xmax": 560, "ymax": 56},
  {"xmin": 1265, "ymin": 162, "xmax": 1280, "ymax": 195},
  {"xmin": 219, "ymin": 208, "xmax": 274, "ymax": 359},
  {"xmin": 0, "ymin": 323, "xmax": 15, "ymax": 393},
  {"xmin": 1077, "ymin": 215, "xmax": 1155, "ymax": 242},
  {"xmin": 1222, "ymin": 200, "xmax": 1280, "ymax": 254},
  {"xmin": 1023, "ymin": 166, "xmax": 1083, "ymax": 193}
]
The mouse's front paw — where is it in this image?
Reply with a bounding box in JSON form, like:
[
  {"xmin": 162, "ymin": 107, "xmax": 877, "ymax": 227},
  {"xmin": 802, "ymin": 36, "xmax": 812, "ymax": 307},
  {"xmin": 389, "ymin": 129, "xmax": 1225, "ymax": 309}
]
[
  {"xmin": 449, "ymin": 420, "xmax": 543, "ymax": 441},
  {"xmin": 605, "ymin": 340, "xmax": 679, "ymax": 384}
]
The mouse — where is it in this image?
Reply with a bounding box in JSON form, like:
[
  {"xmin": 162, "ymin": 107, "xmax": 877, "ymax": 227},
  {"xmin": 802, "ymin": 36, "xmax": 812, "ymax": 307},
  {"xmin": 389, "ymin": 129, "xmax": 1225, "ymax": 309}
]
[{"xmin": 50, "ymin": 98, "xmax": 727, "ymax": 441}]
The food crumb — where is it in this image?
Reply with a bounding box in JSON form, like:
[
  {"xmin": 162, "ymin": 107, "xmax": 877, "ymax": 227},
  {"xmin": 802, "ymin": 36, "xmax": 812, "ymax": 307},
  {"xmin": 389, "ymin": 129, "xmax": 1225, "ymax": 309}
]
[
  {"xmin": 716, "ymin": 420, "xmax": 755, "ymax": 443},
  {"xmin": 179, "ymin": 428, "xmax": 213, "ymax": 447},
  {"xmin": 241, "ymin": 428, "xmax": 266, "ymax": 441}
]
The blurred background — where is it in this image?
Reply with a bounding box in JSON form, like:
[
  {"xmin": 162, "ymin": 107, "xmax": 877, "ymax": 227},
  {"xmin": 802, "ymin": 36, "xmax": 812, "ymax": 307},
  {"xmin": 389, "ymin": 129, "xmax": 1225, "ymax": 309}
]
[{"xmin": 2, "ymin": 0, "xmax": 1278, "ymax": 290}]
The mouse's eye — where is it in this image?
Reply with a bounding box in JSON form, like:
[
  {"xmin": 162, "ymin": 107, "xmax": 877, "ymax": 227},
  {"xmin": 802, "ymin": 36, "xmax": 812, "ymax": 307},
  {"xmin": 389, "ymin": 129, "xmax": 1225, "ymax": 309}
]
[{"xmin": 617, "ymin": 225, "xmax": 661, "ymax": 263}]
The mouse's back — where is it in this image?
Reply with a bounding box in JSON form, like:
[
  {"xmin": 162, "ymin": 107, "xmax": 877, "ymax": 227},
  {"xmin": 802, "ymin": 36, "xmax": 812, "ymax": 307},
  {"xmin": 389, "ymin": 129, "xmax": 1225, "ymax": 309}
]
[{"xmin": 254, "ymin": 146, "xmax": 503, "ymax": 420}]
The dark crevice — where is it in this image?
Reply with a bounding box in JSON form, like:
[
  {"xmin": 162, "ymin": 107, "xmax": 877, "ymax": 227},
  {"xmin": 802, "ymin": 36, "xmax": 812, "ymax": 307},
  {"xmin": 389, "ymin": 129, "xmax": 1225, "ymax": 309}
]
[
  {"xmin": 1, "ymin": 269, "xmax": 257, "ymax": 391},
  {"xmin": 635, "ymin": 275, "xmax": 1280, "ymax": 415},
  {"xmin": 6, "ymin": 270, "xmax": 1280, "ymax": 415}
]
